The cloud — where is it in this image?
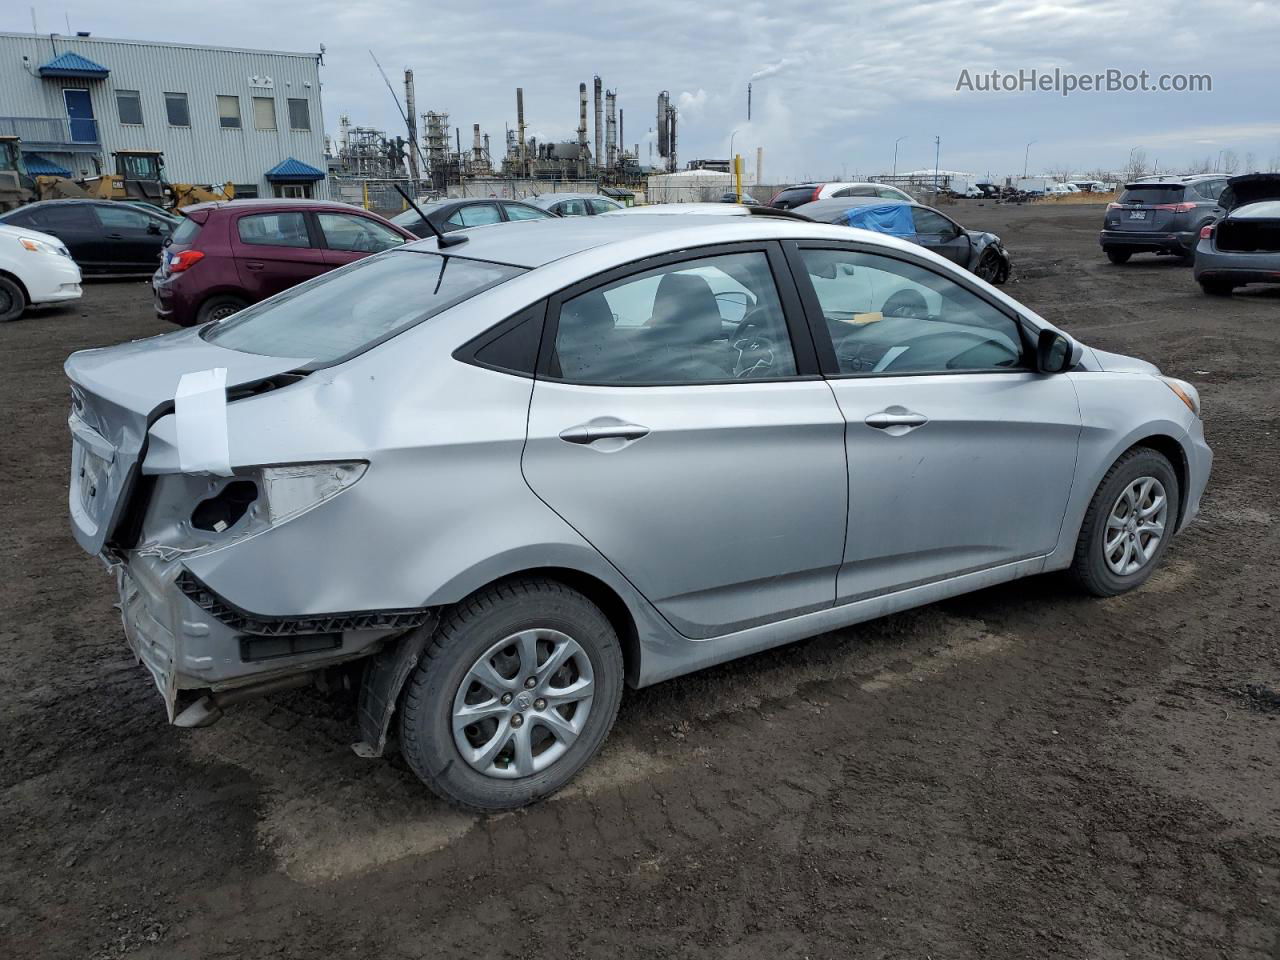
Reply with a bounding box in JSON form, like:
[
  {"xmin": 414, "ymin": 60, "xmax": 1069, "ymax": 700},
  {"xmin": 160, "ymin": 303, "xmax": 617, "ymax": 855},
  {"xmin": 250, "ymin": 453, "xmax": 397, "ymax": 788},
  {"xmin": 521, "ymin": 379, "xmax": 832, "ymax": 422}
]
[{"xmin": 749, "ymin": 58, "xmax": 799, "ymax": 82}]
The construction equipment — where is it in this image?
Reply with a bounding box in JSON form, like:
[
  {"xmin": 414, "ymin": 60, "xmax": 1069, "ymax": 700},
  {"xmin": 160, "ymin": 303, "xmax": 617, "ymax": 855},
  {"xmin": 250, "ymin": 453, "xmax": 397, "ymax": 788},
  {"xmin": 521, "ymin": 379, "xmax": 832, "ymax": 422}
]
[
  {"xmin": 0, "ymin": 136, "xmax": 37, "ymax": 211},
  {"xmin": 23, "ymin": 147, "xmax": 233, "ymax": 210}
]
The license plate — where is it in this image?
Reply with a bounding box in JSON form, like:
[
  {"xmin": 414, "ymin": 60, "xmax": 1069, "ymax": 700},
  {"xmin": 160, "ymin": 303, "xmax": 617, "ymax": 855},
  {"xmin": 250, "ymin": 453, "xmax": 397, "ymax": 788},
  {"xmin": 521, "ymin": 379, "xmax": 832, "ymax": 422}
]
[{"xmin": 1129, "ymin": 210, "xmax": 1148, "ymax": 220}]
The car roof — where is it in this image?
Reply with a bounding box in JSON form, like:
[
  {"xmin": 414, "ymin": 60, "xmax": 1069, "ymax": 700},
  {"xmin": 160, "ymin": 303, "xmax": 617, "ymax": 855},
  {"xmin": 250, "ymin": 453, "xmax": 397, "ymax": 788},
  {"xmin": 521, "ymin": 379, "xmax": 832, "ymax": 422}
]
[
  {"xmin": 182, "ymin": 198, "xmax": 374, "ymax": 214},
  {"xmin": 400, "ymin": 211, "xmax": 870, "ymax": 269}
]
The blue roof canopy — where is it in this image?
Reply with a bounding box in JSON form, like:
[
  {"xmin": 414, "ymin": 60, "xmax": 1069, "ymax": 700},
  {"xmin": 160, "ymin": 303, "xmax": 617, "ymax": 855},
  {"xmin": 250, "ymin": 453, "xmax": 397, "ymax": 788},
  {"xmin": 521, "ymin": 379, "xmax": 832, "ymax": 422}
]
[
  {"xmin": 23, "ymin": 153, "xmax": 73, "ymax": 177},
  {"xmin": 38, "ymin": 51, "xmax": 110, "ymax": 78},
  {"xmin": 265, "ymin": 157, "xmax": 326, "ymax": 182}
]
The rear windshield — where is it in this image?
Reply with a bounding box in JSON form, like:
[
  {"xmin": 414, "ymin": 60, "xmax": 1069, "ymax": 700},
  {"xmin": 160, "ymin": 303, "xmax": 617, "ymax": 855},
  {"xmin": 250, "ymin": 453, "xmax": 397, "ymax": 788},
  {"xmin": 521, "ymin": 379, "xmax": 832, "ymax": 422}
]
[
  {"xmin": 202, "ymin": 251, "xmax": 524, "ymax": 365},
  {"xmin": 171, "ymin": 216, "xmax": 202, "ymax": 245},
  {"xmin": 1119, "ymin": 185, "xmax": 1185, "ymax": 205},
  {"xmin": 773, "ymin": 187, "xmax": 817, "ymax": 205}
]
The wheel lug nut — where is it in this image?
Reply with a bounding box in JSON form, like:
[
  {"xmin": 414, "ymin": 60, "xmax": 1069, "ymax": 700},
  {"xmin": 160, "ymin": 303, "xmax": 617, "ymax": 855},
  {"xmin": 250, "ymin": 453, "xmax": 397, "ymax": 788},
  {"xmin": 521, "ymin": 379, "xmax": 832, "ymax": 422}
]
[
  {"xmin": 510, "ymin": 713, "xmax": 524, "ymax": 728},
  {"xmin": 524, "ymin": 677, "xmax": 537, "ymax": 689},
  {"xmin": 534, "ymin": 698, "xmax": 546, "ymax": 711},
  {"xmin": 500, "ymin": 693, "xmax": 513, "ymax": 705}
]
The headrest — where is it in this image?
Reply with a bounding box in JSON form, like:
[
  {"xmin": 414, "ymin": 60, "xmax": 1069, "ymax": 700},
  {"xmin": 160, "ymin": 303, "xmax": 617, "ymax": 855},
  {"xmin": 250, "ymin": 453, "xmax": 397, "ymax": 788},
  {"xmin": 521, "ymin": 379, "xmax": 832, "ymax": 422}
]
[
  {"xmin": 650, "ymin": 272, "xmax": 722, "ymax": 343},
  {"xmin": 560, "ymin": 290, "xmax": 615, "ymax": 343}
]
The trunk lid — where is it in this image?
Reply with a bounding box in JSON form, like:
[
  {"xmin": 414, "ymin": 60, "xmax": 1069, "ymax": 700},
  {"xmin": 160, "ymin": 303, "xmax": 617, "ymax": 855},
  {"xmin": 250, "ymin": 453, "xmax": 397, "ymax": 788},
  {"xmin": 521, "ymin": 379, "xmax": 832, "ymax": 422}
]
[
  {"xmin": 1220, "ymin": 173, "xmax": 1280, "ymax": 213},
  {"xmin": 66, "ymin": 328, "xmax": 308, "ymax": 556}
]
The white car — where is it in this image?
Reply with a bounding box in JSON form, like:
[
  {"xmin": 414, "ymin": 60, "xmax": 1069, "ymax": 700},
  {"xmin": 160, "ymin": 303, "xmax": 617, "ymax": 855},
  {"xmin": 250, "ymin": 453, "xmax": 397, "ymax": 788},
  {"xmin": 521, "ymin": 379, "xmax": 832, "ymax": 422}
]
[
  {"xmin": 0, "ymin": 221, "xmax": 82, "ymax": 322},
  {"xmin": 771, "ymin": 181, "xmax": 913, "ymax": 208}
]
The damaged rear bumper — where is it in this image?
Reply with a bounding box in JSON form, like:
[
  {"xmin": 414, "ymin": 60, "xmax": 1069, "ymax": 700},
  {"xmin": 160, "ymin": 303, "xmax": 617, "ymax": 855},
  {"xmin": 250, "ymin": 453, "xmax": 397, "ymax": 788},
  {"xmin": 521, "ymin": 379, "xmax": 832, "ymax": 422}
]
[{"xmin": 115, "ymin": 551, "xmax": 420, "ymax": 723}]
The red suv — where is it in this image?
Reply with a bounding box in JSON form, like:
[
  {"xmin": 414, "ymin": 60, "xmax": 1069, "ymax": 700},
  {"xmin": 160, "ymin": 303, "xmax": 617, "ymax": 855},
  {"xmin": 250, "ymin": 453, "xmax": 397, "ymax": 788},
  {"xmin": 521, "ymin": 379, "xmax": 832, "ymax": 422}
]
[{"xmin": 152, "ymin": 199, "xmax": 417, "ymax": 326}]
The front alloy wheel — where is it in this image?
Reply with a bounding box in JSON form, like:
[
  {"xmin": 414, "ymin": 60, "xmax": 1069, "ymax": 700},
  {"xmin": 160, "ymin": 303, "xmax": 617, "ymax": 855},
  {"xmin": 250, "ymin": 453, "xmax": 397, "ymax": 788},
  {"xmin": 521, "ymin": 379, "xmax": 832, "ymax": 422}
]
[{"xmin": 1102, "ymin": 477, "xmax": 1168, "ymax": 576}]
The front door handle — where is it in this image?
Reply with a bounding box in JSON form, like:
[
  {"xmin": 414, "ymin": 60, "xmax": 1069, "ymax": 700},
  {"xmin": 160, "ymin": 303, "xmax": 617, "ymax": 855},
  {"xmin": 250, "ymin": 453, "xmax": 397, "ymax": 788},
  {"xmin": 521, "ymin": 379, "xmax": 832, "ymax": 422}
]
[
  {"xmin": 244, "ymin": 260, "xmax": 265, "ymax": 270},
  {"xmin": 865, "ymin": 408, "xmax": 929, "ymax": 434},
  {"xmin": 559, "ymin": 421, "xmax": 650, "ymax": 445}
]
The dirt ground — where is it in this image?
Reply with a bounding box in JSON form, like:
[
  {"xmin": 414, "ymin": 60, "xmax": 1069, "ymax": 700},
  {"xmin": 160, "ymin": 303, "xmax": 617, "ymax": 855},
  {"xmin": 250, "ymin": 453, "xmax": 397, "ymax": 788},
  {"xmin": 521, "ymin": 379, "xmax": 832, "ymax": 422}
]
[{"xmin": 2, "ymin": 204, "xmax": 1278, "ymax": 960}]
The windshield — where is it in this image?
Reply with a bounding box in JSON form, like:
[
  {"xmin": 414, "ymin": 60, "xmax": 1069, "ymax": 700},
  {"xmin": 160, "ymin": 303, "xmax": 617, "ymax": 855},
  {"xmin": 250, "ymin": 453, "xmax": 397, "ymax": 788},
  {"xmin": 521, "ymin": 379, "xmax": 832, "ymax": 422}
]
[{"xmin": 202, "ymin": 251, "xmax": 524, "ymax": 364}]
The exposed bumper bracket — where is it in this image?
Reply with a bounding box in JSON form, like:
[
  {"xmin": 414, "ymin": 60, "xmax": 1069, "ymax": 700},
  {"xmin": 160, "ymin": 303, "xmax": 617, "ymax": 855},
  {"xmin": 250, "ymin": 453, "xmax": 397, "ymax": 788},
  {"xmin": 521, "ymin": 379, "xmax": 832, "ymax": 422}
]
[{"xmin": 352, "ymin": 616, "xmax": 439, "ymax": 759}]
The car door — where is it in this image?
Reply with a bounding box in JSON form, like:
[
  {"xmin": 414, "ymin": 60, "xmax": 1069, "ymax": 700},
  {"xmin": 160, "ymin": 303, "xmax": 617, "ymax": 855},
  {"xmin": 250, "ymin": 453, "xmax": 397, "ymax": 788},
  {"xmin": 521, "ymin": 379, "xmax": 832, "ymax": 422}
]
[
  {"xmin": 910, "ymin": 207, "xmax": 971, "ymax": 265},
  {"xmin": 25, "ymin": 204, "xmax": 101, "ymax": 269},
  {"xmin": 786, "ymin": 243, "xmax": 1081, "ymax": 602},
  {"xmin": 90, "ymin": 203, "xmax": 165, "ymax": 271},
  {"xmin": 231, "ymin": 209, "xmax": 328, "ymax": 301},
  {"xmin": 522, "ymin": 244, "xmax": 848, "ymax": 639},
  {"xmin": 314, "ymin": 211, "xmax": 408, "ymax": 268}
]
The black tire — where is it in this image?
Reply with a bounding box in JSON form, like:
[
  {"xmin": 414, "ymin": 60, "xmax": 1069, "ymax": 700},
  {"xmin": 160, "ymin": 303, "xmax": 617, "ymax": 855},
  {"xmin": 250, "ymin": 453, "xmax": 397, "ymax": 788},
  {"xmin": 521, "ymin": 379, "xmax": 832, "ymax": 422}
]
[
  {"xmin": 0, "ymin": 275, "xmax": 27, "ymax": 323},
  {"xmin": 1070, "ymin": 447, "xmax": 1180, "ymax": 597},
  {"xmin": 1199, "ymin": 279, "xmax": 1234, "ymax": 297},
  {"xmin": 195, "ymin": 294, "xmax": 247, "ymax": 325},
  {"xmin": 400, "ymin": 578, "xmax": 624, "ymax": 811},
  {"xmin": 1105, "ymin": 248, "xmax": 1131, "ymax": 265},
  {"xmin": 974, "ymin": 248, "xmax": 1008, "ymax": 285}
]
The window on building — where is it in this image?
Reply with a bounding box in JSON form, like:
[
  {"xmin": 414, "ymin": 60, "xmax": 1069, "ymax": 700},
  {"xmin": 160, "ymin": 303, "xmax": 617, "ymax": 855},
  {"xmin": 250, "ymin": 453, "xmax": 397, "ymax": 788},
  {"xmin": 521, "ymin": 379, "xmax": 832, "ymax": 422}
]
[
  {"xmin": 116, "ymin": 90, "xmax": 143, "ymax": 126},
  {"xmin": 287, "ymin": 98, "xmax": 310, "ymax": 131},
  {"xmin": 164, "ymin": 92, "xmax": 190, "ymax": 127},
  {"xmin": 253, "ymin": 97, "xmax": 277, "ymax": 131},
  {"xmin": 217, "ymin": 95, "xmax": 241, "ymax": 129},
  {"xmin": 273, "ymin": 183, "xmax": 312, "ymax": 199},
  {"xmin": 232, "ymin": 183, "xmax": 260, "ymax": 199}
]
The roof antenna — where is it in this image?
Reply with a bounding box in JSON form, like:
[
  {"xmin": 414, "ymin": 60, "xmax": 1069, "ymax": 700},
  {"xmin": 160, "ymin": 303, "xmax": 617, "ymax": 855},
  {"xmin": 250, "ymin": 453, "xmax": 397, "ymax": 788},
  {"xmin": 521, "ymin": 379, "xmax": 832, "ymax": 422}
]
[{"xmin": 393, "ymin": 182, "xmax": 467, "ymax": 248}]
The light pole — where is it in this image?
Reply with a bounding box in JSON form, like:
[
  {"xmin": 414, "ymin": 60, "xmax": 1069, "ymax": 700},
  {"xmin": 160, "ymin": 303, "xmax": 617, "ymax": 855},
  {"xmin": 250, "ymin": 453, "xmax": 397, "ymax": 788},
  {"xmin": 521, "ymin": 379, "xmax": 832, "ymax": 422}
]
[
  {"xmin": 892, "ymin": 135, "xmax": 907, "ymax": 178},
  {"xmin": 933, "ymin": 135, "xmax": 941, "ymax": 195},
  {"xmin": 1023, "ymin": 140, "xmax": 1037, "ymax": 180},
  {"xmin": 729, "ymin": 129, "xmax": 741, "ymax": 200}
]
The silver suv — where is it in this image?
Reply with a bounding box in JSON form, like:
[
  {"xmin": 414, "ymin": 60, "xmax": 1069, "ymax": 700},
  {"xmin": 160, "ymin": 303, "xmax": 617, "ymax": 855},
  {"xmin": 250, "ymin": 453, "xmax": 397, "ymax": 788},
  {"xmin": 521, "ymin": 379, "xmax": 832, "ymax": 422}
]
[
  {"xmin": 66, "ymin": 211, "xmax": 1211, "ymax": 810},
  {"xmin": 1100, "ymin": 174, "xmax": 1227, "ymax": 263}
]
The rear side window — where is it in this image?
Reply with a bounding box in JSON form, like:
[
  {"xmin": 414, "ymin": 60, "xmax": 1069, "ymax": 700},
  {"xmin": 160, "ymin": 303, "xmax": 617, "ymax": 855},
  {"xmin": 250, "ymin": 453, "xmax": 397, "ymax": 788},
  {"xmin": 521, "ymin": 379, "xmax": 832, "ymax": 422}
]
[
  {"xmin": 1119, "ymin": 186, "xmax": 1185, "ymax": 205},
  {"xmin": 834, "ymin": 186, "xmax": 876, "ymax": 198},
  {"xmin": 171, "ymin": 217, "xmax": 202, "ymax": 244},
  {"xmin": 237, "ymin": 212, "xmax": 311, "ymax": 248},
  {"xmin": 203, "ymin": 251, "xmax": 524, "ymax": 364},
  {"xmin": 30, "ymin": 205, "xmax": 96, "ymax": 230}
]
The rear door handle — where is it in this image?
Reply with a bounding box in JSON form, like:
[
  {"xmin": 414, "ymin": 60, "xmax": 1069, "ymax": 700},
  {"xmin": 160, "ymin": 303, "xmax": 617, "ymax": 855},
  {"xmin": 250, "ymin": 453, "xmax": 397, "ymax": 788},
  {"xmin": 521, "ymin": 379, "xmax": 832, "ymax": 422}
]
[
  {"xmin": 106, "ymin": 233, "xmax": 125, "ymax": 240},
  {"xmin": 559, "ymin": 422, "xmax": 649, "ymax": 444},
  {"xmin": 865, "ymin": 409, "xmax": 929, "ymax": 432},
  {"xmin": 245, "ymin": 261, "xmax": 265, "ymax": 270}
]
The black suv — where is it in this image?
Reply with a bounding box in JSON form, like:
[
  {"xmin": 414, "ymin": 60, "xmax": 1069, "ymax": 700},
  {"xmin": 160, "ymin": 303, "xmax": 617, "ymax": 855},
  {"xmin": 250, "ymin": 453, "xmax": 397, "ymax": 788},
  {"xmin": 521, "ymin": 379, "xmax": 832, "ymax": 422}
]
[{"xmin": 1100, "ymin": 175, "xmax": 1227, "ymax": 264}]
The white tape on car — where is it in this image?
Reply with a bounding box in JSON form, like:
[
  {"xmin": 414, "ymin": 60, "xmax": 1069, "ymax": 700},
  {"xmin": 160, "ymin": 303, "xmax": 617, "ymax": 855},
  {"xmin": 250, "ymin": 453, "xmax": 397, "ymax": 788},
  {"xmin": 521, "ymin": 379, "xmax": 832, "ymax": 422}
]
[{"xmin": 174, "ymin": 367, "xmax": 232, "ymax": 476}]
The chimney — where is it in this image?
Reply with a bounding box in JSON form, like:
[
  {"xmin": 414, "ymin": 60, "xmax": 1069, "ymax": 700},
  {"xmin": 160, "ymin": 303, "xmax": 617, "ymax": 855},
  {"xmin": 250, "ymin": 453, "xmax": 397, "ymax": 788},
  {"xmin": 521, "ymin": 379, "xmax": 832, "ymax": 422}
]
[
  {"xmin": 404, "ymin": 69, "xmax": 419, "ymax": 182},
  {"xmin": 605, "ymin": 90, "xmax": 617, "ymax": 171},
  {"xmin": 657, "ymin": 91, "xmax": 669, "ymax": 158},
  {"xmin": 516, "ymin": 87, "xmax": 527, "ymax": 177},
  {"xmin": 577, "ymin": 82, "xmax": 589, "ymax": 179},
  {"xmin": 618, "ymin": 108, "xmax": 624, "ymax": 165},
  {"xmin": 756, "ymin": 146, "xmax": 763, "ymax": 184},
  {"xmin": 593, "ymin": 76, "xmax": 603, "ymax": 171}
]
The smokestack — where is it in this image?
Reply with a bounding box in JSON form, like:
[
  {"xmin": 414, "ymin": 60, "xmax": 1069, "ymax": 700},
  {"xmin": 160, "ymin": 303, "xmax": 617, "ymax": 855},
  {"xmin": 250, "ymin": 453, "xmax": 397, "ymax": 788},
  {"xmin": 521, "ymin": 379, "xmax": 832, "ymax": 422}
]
[
  {"xmin": 577, "ymin": 82, "xmax": 589, "ymax": 179},
  {"xmin": 605, "ymin": 90, "xmax": 617, "ymax": 172},
  {"xmin": 516, "ymin": 87, "xmax": 527, "ymax": 177},
  {"xmin": 404, "ymin": 70, "xmax": 419, "ymax": 183},
  {"xmin": 657, "ymin": 92, "xmax": 669, "ymax": 157},
  {"xmin": 747, "ymin": 82, "xmax": 752, "ymax": 122},
  {"xmin": 472, "ymin": 123, "xmax": 483, "ymax": 167},
  {"xmin": 618, "ymin": 108, "xmax": 624, "ymax": 165},
  {"xmin": 668, "ymin": 107, "xmax": 677, "ymax": 173},
  {"xmin": 756, "ymin": 146, "xmax": 763, "ymax": 184},
  {"xmin": 593, "ymin": 76, "xmax": 603, "ymax": 171}
]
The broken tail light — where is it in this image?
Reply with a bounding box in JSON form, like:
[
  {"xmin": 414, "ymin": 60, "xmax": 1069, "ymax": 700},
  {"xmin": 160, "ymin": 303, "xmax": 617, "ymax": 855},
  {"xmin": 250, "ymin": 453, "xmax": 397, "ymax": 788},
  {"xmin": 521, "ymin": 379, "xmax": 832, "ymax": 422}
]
[
  {"xmin": 1199, "ymin": 224, "xmax": 1214, "ymax": 240},
  {"xmin": 168, "ymin": 250, "xmax": 205, "ymax": 273}
]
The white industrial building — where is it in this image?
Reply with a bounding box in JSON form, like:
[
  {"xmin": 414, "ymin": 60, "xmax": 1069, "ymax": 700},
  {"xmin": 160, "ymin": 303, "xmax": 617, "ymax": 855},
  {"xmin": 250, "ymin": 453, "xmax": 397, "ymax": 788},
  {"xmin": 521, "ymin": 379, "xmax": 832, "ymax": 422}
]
[{"xmin": 0, "ymin": 32, "xmax": 328, "ymax": 198}]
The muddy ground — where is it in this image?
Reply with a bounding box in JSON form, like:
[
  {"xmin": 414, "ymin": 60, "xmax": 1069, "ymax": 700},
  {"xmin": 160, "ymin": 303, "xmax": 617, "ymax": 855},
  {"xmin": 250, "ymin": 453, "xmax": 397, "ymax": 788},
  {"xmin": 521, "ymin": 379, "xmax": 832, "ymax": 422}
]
[{"xmin": 1, "ymin": 204, "xmax": 1277, "ymax": 960}]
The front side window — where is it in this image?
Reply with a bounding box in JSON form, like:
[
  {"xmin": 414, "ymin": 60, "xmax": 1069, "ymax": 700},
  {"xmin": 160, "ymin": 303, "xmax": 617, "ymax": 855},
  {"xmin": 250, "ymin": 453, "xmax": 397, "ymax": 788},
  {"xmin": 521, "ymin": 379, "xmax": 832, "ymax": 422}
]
[
  {"xmin": 287, "ymin": 98, "xmax": 310, "ymax": 130},
  {"xmin": 204, "ymin": 252, "xmax": 524, "ymax": 364},
  {"xmin": 217, "ymin": 95, "xmax": 241, "ymax": 129},
  {"xmin": 589, "ymin": 198, "xmax": 620, "ymax": 214},
  {"xmin": 236, "ymin": 211, "xmax": 312, "ymax": 247},
  {"xmin": 552, "ymin": 251, "xmax": 797, "ymax": 384},
  {"xmin": 317, "ymin": 213, "xmax": 406, "ymax": 252},
  {"xmin": 165, "ymin": 92, "xmax": 190, "ymax": 126},
  {"xmin": 798, "ymin": 248, "xmax": 1025, "ymax": 375},
  {"xmin": 253, "ymin": 97, "xmax": 277, "ymax": 130},
  {"xmin": 447, "ymin": 204, "xmax": 501, "ymax": 227},
  {"xmin": 911, "ymin": 208, "xmax": 960, "ymax": 238},
  {"xmin": 556, "ymin": 199, "xmax": 589, "ymax": 217},
  {"xmin": 503, "ymin": 203, "xmax": 551, "ymax": 221},
  {"xmin": 116, "ymin": 90, "xmax": 143, "ymax": 125}
]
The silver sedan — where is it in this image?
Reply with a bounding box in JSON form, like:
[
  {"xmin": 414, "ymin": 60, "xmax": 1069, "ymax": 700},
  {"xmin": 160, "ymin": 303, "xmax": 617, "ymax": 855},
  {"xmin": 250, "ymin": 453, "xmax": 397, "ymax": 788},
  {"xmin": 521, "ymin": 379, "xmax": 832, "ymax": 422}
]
[{"xmin": 65, "ymin": 209, "xmax": 1211, "ymax": 810}]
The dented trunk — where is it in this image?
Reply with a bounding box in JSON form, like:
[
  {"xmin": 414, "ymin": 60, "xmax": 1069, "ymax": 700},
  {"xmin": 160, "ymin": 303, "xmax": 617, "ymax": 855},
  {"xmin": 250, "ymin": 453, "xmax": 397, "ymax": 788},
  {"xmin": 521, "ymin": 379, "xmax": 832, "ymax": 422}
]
[{"xmin": 65, "ymin": 328, "xmax": 307, "ymax": 556}]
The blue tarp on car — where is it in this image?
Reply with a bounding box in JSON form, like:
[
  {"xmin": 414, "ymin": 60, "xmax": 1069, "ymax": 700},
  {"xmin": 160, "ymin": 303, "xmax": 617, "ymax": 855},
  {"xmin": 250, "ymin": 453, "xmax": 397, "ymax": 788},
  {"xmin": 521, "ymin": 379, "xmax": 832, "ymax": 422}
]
[{"xmin": 837, "ymin": 202, "xmax": 916, "ymax": 239}]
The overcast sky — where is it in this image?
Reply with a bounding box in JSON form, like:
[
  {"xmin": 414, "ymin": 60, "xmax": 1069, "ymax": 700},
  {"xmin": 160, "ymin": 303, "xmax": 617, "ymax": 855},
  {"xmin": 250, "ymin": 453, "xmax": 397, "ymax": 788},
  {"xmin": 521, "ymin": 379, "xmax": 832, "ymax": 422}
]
[{"xmin": 13, "ymin": 0, "xmax": 1279, "ymax": 180}]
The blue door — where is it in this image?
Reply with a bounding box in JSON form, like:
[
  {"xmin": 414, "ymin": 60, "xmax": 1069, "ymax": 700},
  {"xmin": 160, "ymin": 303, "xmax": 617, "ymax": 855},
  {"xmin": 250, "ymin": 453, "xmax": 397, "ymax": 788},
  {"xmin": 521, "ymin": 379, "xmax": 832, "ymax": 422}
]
[{"xmin": 63, "ymin": 89, "xmax": 97, "ymax": 143}]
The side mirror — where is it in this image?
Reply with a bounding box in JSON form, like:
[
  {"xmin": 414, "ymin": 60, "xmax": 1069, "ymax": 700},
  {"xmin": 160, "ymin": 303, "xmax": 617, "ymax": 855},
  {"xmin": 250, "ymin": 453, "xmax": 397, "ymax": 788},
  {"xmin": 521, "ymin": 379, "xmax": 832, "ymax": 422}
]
[
  {"xmin": 146, "ymin": 222, "xmax": 161, "ymax": 235},
  {"xmin": 1037, "ymin": 329, "xmax": 1080, "ymax": 374}
]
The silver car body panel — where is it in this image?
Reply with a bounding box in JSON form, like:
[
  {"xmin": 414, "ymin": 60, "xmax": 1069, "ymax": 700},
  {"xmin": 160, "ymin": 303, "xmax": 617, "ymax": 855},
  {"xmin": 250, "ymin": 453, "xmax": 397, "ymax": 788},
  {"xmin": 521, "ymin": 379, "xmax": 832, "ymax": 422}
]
[{"xmin": 63, "ymin": 214, "xmax": 1212, "ymax": 714}]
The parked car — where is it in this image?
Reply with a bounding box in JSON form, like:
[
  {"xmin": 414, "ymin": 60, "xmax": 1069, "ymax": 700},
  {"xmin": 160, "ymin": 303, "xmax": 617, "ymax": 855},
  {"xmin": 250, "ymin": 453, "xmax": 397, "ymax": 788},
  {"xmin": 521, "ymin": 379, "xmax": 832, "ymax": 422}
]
[
  {"xmin": 151, "ymin": 199, "xmax": 416, "ymax": 326},
  {"xmin": 0, "ymin": 220, "xmax": 82, "ymax": 321},
  {"xmin": 718, "ymin": 192, "xmax": 760, "ymax": 205},
  {"xmin": 795, "ymin": 197, "xmax": 1011, "ymax": 283},
  {"xmin": 524, "ymin": 193, "xmax": 623, "ymax": 217},
  {"xmin": 66, "ymin": 212, "xmax": 1210, "ymax": 811},
  {"xmin": 769, "ymin": 181, "xmax": 913, "ymax": 209},
  {"xmin": 390, "ymin": 197, "xmax": 554, "ymax": 236},
  {"xmin": 1100, "ymin": 175, "xmax": 1227, "ymax": 264},
  {"xmin": 0, "ymin": 198, "xmax": 176, "ymax": 275},
  {"xmin": 1193, "ymin": 173, "xmax": 1280, "ymax": 296}
]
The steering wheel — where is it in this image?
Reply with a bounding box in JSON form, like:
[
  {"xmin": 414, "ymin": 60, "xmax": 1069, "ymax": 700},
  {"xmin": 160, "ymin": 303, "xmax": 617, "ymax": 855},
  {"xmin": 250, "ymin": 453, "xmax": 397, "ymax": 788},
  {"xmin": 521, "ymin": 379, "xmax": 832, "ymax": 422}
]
[{"xmin": 731, "ymin": 307, "xmax": 777, "ymax": 378}]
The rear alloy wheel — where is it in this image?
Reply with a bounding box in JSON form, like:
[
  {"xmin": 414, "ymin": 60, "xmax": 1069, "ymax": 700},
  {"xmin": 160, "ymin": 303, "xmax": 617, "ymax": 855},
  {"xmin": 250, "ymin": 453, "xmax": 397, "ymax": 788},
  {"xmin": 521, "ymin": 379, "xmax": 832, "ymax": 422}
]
[
  {"xmin": 1071, "ymin": 448, "xmax": 1180, "ymax": 597},
  {"xmin": 196, "ymin": 295, "xmax": 247, "ymax": 325},
  {"xmin": 974, "ymin": 248, "xmax": 1007, "ymax": 284},
  {"xmin": 0, "ymin": 275, "xmax": 27, "ymax": 322},
  {"xmin": 1199, "ymin": 280, "xmax": 1235, "ymax": 297},
  {"xmin": 399, "ymin": 578, "xmax": 624, "ymax": 811},
  {"xmin": 1105, "ymin": 248, "xmax": 1131, "ymax": 265}
]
